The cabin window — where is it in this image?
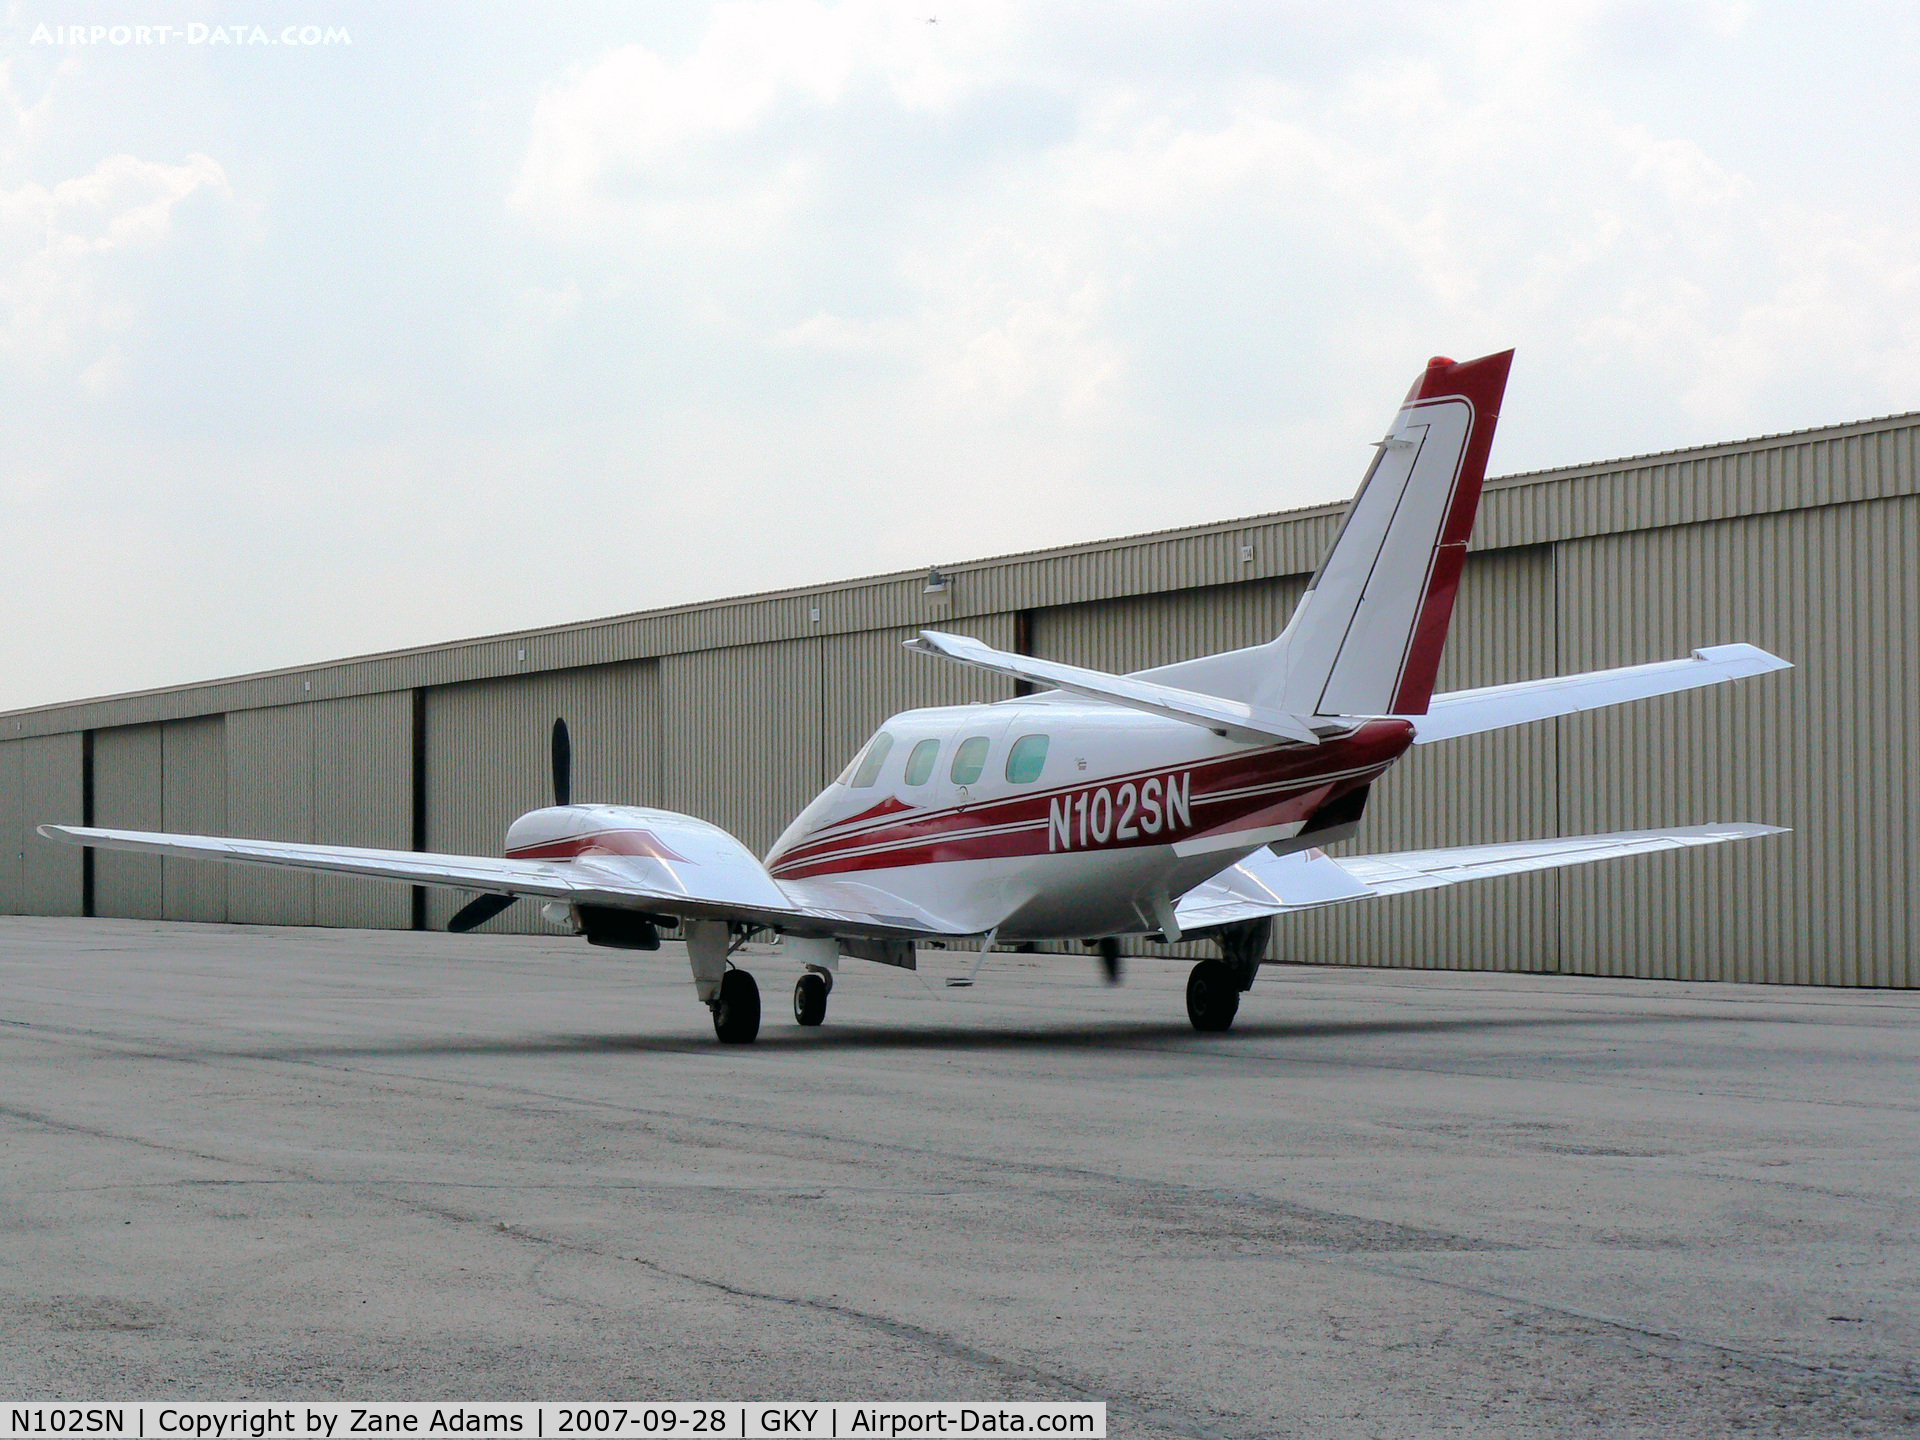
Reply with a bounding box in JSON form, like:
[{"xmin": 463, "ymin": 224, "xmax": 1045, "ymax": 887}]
[
  {"xmin": 849, "ymin": 732, "xmax": 895, "ymax": 788},
  {"xmin": 904, "ymin": 739, "xmax": 940, "ymax": 786},
  {"xmin": 949, "ymin": 736, "xmax": 990, "ymax": 786},
  {"xmin": 1004, "ymin": 734, "xmax": 1049, "ymax": 783}
]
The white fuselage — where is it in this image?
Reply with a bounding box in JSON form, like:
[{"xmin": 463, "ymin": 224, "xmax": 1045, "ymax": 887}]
[{"xmin": 759, "ymin": 697, "xmax": 1412, "ymax": 940}]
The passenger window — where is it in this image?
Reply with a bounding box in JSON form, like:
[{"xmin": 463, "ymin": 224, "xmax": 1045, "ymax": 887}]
[
  {"xmin": 1004, "ymin": 734, "xmax": 1049, "ymax": 783},
  {"xmin": 949, "ymin": 736, "xmax": 990, "ymax": 786},
  {"xmin": 904, "ymin": 739, "xmax": 940, "ymax": 786},
  {"xmin": 849, "ymin": 732, "xmax": 895, "ymax": 788}
]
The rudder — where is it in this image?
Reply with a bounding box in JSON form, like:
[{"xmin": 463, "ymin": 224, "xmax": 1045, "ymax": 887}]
[{"xmin": 1267, "ymin": 350, "xmax": 1512, "ymax": 717}]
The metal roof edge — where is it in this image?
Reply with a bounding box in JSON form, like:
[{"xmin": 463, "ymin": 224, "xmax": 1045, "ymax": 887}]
[{"xmin": 1483, "ymin": 407, "xmax": 1920, "ymax": 490}]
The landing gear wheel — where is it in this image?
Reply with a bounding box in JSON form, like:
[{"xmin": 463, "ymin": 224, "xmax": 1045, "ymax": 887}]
[
  {"xmin": 1186, "ymin": 959, "xmax": 1240, "ymax": 1033},
  {"xmin": 712, "ymin": 969, "xmax": 761, "ymax": 1044},
  {"xmin": 793, "ymin": 972, "xmax": 828, "ymax": 1026}
]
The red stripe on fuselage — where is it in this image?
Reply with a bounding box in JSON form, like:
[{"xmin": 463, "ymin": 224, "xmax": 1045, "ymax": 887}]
[{"xmin": 766, "ymin": 720, "xmax": 1412, "ymax": 879}]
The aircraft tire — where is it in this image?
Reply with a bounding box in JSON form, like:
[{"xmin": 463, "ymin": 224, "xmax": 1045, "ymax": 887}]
[
  {"xmin": 713, "ymin": 969, "xmax": 761, "ymax": 1044},
  {"xmin": 1186, "ymin": 959, "xmax": 1240, "ymax": 1033},
  {"xmin": 793, "ymin": 972, "xmax": 828, "ymax": 1026}
]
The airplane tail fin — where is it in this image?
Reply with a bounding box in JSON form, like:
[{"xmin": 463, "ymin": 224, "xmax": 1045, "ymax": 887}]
[
  {"xmin": 1138, "ymin": 350, "xmax": 1512, "ymax": 718},
  {"xmin": 1274, "ymin": 350, "xmax": 1512, "ymax": 716}
]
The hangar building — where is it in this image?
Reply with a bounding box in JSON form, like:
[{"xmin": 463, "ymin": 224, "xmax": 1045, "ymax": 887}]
[{"xmin": 2, "ymin": 408, "xmax": 1914, "ymax": 987}]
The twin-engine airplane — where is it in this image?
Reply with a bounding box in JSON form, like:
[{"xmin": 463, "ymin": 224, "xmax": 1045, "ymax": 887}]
[{"xmin": 44, "ymin": 351, "xmax": 1790, "ymax": 1043}]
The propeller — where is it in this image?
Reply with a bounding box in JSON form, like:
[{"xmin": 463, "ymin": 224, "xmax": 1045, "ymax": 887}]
[
  {"xmin": 446, "ymin": 717, "xmax": 574, "ymax": 934},
  {"xmin": 448, "ymin": 891, "xmax": 517, "ymax": 933},
  {"xmin": 552, "ymin": 717, "xmax": 571, "ymax": 807},
  {"xmin": 1097, "ymin": 937, "xmax": 1123, "ymax": 985}
]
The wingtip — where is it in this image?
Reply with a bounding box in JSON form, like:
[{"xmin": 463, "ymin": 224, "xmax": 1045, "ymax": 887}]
[{"xmin": 1693, "ymin": 642, "xmax": 1793, "ymax": 672}]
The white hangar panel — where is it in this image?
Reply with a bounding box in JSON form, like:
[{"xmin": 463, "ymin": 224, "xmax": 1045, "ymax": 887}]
[
  {"xmin": 92, "ymin": 724, "xmax": 165, "ymax": 920},
  {"xmin": 423, "ymin": 661, "xmax": 662, "ymax": 933}
]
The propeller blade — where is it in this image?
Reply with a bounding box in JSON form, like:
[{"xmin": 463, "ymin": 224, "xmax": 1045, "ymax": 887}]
[
  {"xmin": 1097, "ymin": 937, "xmax": 1124, "ymax": 985},
  {"xmin": 448, "ymin": 892, "xmax": 517, "ymax": 933},
  {"xmin": 552, "ymin": 717, "xmax": 571, "ymax": 807}
]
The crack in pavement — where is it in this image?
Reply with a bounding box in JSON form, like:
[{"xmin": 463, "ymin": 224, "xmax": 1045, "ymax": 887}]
[
  {"xmin": 1327, "ymin": 1257, "xmax": 1920, "ymax": 1396},
  {"xmin": 418, "ymin": 1196, "xmax": 1236, "ymax": 1440}
]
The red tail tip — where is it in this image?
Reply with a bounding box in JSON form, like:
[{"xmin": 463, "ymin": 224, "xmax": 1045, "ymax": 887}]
[{"xmin": 1427, "ymin": 355, "xmax": 1455, "ymax": 368}]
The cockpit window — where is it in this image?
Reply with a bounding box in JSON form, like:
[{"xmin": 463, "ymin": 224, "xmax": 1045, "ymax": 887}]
[
  {"xmin": 849, "ymin": 732, "xmax": 895, "ymax": 788},
  {"xmin": 1004, "ymin": 734, "xmax": 1049, "ymax": 783},
  {"xmin": 903, "ymin": 738, "xmax": 940, "ymax": 786},
  {"xmin": 949, "ymin": 736, "xmax": 990, "ymax": 786}
]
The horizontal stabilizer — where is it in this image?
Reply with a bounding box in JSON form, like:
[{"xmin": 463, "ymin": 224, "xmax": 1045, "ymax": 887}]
[
  {"xmin": 1410, "ymin": 644, "xmax": 1791, "ymax": 742},
  {"xmin": 1175, "ymin": 822, "xmax": 1785, "ymax": 930},
  {"xmin": 905, "ymin": 630, "xmax": 1323, "ymax": 746}
]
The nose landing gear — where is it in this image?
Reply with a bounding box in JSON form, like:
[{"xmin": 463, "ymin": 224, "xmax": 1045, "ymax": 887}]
[{"xmin": 793, "ymin": 969, "xmax": 832, "ymax": 1026}]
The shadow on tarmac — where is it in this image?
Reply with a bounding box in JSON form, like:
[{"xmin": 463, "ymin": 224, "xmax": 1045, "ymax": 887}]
[{"xmin": 216, "ymin": 1009, "xmax": 1721, "ymax": 1062}]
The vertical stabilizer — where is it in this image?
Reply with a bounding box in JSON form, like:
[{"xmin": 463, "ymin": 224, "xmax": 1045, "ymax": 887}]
[
  {"xmin": 1136, "ymin": 350, "xmax": 1512, "ymax": 718},
  {"xmin": 1280, "ymin": 350, "xmax": 1511, "ymax": 715}
]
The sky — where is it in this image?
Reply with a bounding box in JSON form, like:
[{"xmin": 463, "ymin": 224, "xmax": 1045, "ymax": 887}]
[{"xmin": 2, "ymin": 1, "xmax": 1916, "ymax": 712}]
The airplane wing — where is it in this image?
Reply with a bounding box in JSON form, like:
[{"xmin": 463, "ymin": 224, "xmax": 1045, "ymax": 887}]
[
  {"xmin": 36, "ymin": 823, "xmax": 962, "ymax": 940},
  {"xmin": 1408, "ymin": 644, "xmax": 1790, "ymax": 742},
  {"xmin": 1173, "ymin": 822, "xmax": 1785, "ymax": 930},
  {"xmin": 906, "ymin": 629, "xmax": 1325, "ymax": 746}
]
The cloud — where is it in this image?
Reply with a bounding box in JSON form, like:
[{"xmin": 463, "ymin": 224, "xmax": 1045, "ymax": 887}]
[
  {"xmin": 514, "ymin": 0, "xmax": 1015, "ymax": 241},
  {"xmin": 0, "ymin": 151, "xmax": 229, "ymax": 374},
  {"xmin": 508, "ymin": 0, "xmax": 1920, "ymax": 463}
]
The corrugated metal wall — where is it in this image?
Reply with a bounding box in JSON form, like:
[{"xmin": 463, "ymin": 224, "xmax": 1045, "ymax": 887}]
[
  {"xmin": 663, "ymin": 639, "xmax": 824, "ymax": 857},
  {"xmin": 1296, "ymin": 547, "xmax": 1563, "ymax": 971},
  {"xmin": 227, "ymin": 704, "xmax": 316, "ymax": 926},
  {"xmin": 821, "ymin": 616, "xmax": 1018, "ymax": 770},
  {"xmin": 21, "ymin": 733, "xmax": 83, "ymax": 915},
  {"xmin": 0, "ymin": 740, "xmax": 22, "ymax": 913},
  {"xmin": 1555, "ymin": 498, "xmax": 1914, "ymax": 987},
  {"xmin": 225, "ymin": 695, "xmax": 412, "ymax": 928},
  {"xmin": 423, "ymin": 662, "xmax": 662, "ymax": 932},
  {"xmin": 311, "ymin": 693, "xmax": 413, "ymax": 929},
  {"xmin": 1028, "ymin": 576, "xmax": 1306, "ymax": 673},
  {"xmin": 163, "ymin": 716, "xmax": 227, "ymax": 923},
  {"xmin": 92, "ymin": 725, "xmax": 165, "ymax": 919}
]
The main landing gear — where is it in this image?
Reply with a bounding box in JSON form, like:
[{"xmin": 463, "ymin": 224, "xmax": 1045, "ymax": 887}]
[
  {"xmin": 1185, "ymin": 960, "xmax": 1239, "ymax": 1032},
  {"xmin": 1186, "ymin": 917, "xmax": 1272, "ymax": 1033},
  {"xmin": 711, "ymin": 968, "xmax": 761, "ymax": 1044},
  {"xmin": 793, "ymin": 969, "xmax": 832, "ymax": 1027}
]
